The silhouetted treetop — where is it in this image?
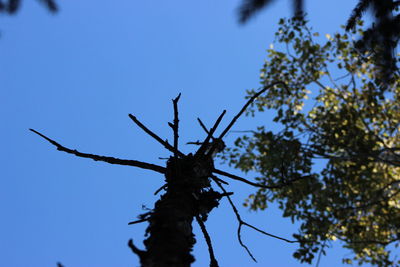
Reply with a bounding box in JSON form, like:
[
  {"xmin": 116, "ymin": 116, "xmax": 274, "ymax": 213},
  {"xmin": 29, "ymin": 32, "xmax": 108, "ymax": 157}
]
[{"xmin": 0, "ymin": 0, "xmax": 57, "ymax": 14}]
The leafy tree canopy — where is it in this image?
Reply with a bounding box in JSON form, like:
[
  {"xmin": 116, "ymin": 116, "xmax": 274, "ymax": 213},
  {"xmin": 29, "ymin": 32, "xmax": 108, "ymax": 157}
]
[{"xmin": 225, "ymin": 16, "xmax": 400, "ymax": 266}]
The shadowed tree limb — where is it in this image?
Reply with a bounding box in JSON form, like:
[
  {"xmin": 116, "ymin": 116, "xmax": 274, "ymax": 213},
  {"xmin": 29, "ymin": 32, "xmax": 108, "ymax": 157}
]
[
  {"xmin": 128, "ymin": 114, "xmax": 185, "ymax": 157},
  {"xmin": 213, "ymin": 178, "xmax": 257, "ymax": 262},
  {"xmin": 170, "ymin": 93, "xmax": 181, "ymax": 157},
  {"xmin": 29, "ymin": 129, "xmax": 166, "ymax": 174},
  {"xmin": 206, "ymin": 82, "xmax": 289, "ymax": 157},
  {"xmin": 210, "ymin": 175, "xmax": 229, "ymax": 185},
  {"xmin": 153, "ymin": 184, "xmax": 168, "ymax": 195},
  {"xmin": 195, "ymin": 215, "xmax": 219, "ymax": 267},
  {"xmin": 197, "ymin": 118, "xmax": 211, "ymax": 135},
  {"xmin": 195, "ymin": 110, "xmax": 226, "ymax": 157},
  {"xmin": 128, "ymin": 218, "xmax": 148, "ymax": 225},
  {"xmin": 212, "ymin": 168, "xmax": 312, "ymax": 189},
  {"xmin": 216, "ymin": 82, "xmax": 289, "ymax": 142},
  {"xmin": 213, "ymin": 177, "xmax": 301, "ymax": 262},
  {"xmin": 127, "ymin": 239, "xmax": 146, "ymax": 262},
  {"xmin": 315, "ymin": 239, "xmax": 328, "ymax": 267}
]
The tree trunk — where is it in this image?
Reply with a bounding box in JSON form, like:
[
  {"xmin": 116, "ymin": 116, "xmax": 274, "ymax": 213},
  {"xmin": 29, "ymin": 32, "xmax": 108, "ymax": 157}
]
[{"xmin": 137, "ymin": 154, "xmax": 220, "ymax": 267}]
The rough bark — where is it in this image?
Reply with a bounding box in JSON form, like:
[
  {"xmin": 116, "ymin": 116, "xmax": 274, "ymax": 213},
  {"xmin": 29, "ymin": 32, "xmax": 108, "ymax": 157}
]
[{"xmin": 137, "ymin": 154, "xmax": 222, "ymax": 267}]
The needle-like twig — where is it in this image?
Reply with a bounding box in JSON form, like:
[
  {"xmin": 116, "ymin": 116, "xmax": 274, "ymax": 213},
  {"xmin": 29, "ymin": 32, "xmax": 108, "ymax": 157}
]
[
  {"xmin": 153, "ymin": 184, "xmax": 168, "ymax": 195},
  {"xmin": 30, "ymin": 129, "xmax": 166, "ymax": 174},
  {"xmin": 213, "ymin": 177, "xmax": 300, "ymax": 262},
  {"xmin": 213, "ymin": 178, "xmax": 257, "ymax": 262},
  {"xmin": 171, "ymin": 93, "xmax": 181, "ymax": 157},
  {"xmin": 196, "ymin": 110, "xmax": 226, "ymax": 157},
  {"xmin": 213, "ymin": 168, "xmax": 312, "ymax": 189},
  {"xmin": 128, "ymin": 218, "xmax": 148, "ymax": 225},
  {"xmin": 315, "ymin": 239, "xmax": 327, "ymax": 267},
  {"xmin": 217, "ymin": 82, "xmax": 289, "ymax": 141},
  {"xmin": 197, "ymin": 118, "xmax": 211, "ymax": 135},
  {"xmin": 128, "ymin": 114, "xmax": 185, "ymax": 157},
  {"xmin": 196, "ymin": 215, "xmax": 219, "ymax": 267}
]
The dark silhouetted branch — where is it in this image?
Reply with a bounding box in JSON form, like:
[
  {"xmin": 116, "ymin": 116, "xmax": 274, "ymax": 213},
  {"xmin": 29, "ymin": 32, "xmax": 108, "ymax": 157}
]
[
  {"xmin": 210, "ymin": 175, "xmax": 229, "ymax": 185},
  {"xmin": 213, "ymin": 179, "xmax": 257, "ymax": 262},
  {"xmin": 171, "ymin": 93, "xmax": 181, "ymax": 157},
  {"xmin": 243, "ymin": 222, "xmax": 297, "ymax": 243},
  {"xmin": 128, "ymin": 239, "xmax": 146, "ymax": 260},
  {"xmin": 238, "ymin": 0, "xmax": 274, "ymax": 24},
  {"xmin": 187, "ymin": 141, "xmax": 203, "ymax": 146},
  {"xmin": 315, "ymin": 239, "xmax": 327, "ymax": 267},
  {"xmin": 196, "ymin": 215, "xmax": 219, "ymax": 267},
  {"xmin": 196, "ymin": 110, "xmax": 226, "ymax": 157},
  {"xmin": 30, "ymin": 129, "xmax": 166, "ymax": 174},
  {"xmin": 128, "ymin": 114, "xmax": 185, "ymax": 157},
  {"xmin": 213, "ymin": 168, "xmax": 310, "ymax": 189},
  {"xmin": 217, "ymin": 82, "xmax": 289, "ymax": 142},
  {"xmin": 213, "ymin": 178, "xmax": 301, "ymax": 262},
  {"xmin": 154, "ymin": 184, "xmax": 168, "ymax": 195},
  {"xmin": 128, "ymin": 218, "xmax": 148, "ymax": 225},
  {"xmin": 198, "ymin": 118, "xmax": 211, "ymax": 135}
]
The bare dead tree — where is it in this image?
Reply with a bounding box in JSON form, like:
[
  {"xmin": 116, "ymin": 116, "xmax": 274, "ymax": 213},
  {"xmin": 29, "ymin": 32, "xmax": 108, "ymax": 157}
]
[{"xmin": 31, "ymin": 82, "xmax": 306, "ymax": 267}]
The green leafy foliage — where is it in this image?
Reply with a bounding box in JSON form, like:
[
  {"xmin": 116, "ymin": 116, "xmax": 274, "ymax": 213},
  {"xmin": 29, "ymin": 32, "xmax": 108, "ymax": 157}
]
[{"xmin": 226, "ymin": 16, "xmax": 400, "ymax": 266}]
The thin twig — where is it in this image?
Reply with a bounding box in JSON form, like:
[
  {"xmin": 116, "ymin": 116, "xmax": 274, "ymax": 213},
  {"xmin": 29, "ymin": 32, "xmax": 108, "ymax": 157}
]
[
  {"xmin": 210, "ymin": 175, "xmax": 229, "ymax": 185},
  {"xmin": 216, "ymin": 82, "xmax": 289, "ymax": 142},
  {"xmin": 195, "ymin": 215, "xmax": 219, "ymax": 267},
  {"xmin": 172, "ymin": 93, "xmax": 181, "ymax": 157},
  {"xmin": 30, "ymin": 129, "xmax": 166, "ymax": 174},
  {"xmin": 213, "ymin": 178, "xmax": 257, "ymax": 262},
  {"xmin": 128, "ymin": 218, "xmax": 148, "ymax": 225},
  {"xmin": 243, "ymin": 222, "xmax": 297, "ymax": 243},
  {"xmin": 198, "ymin": 118, "xmax": 211, "ymax": 135},
  {"xmin": 213, "ymin": 177, "xmax": 302, "ymax": 262},
  {"xmin": 196, "ymin": 110, "xmax": 226, "ymax": 157},
  {"xmin": 127, "ymin": 239, "xmax": 146, "ymax": 258},
  {"xmin": 187, "ymin": 141, "xmax": 203, "ymax": 146},
  {"xmin": 315, "ymin": 239, "xmax": 327, "ymax": 267},
  {"xmin": 128, "ymin": 114, "xmax": 185, "ymax": 157},
  {"xmin": 213, "ymin": 168, "xmax": 311, "ymax": 189},
  {"xmin": 154, "ymin": 184, "xmax": 168, "ymax": 195}
]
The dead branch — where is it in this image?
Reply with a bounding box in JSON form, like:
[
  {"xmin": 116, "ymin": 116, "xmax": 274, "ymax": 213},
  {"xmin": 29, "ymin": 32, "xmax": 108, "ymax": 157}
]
[
  {"xmin": 128, "ymin": 218, "xmax": 148, "ymax": 225},
  {"xmin": 187, "ymin": 141, "xmax": 203, "ymax": 146},
  {"xmin": 216, "ymin": 82, "xmax": 289, "ymax": 142},
  {"xmin": 197, "ymin": 118, "xmax": 211, "ymax": 135},
  {"xmin": 196, "ymin": 110, "xmax": 226, "ymax": 157},
  {"xmin": 171, "ymin": 93, "xmax": 181, "ymax": 157},
  {"xmin": 213, "ymin": 178, "xmax": 257, "ymax": 262},
  {"xmin": 211, "ymin": 176, "xmax": 229, "ymax": 185},
  {"xmin": 196, "ymin": 215, "xmax": 219, "ymax": 267},
  {"xmin": 212, "ymin": 177, "xmax": 300, "ymax": 262},
  {"xmin": 315, "ymin": 239, "xmax": 328, "ymax": 267},
  {"xmin": 153, "ymin": 184, "xmax": 168, "ymax": 195},
  {"xmin": 212, "ymin": 168, "xmax": 312, "ymax": 189},
  {"xmin": 128, "ymin": 114, "xmax": 185, "ymax": 157},
  {"xmin": 128, "ymin": 239, "xmax": 146, "ymax": 262},
  {"xmin": 29, "ymin": 129, "xmax": 166, "ymax": 174}
]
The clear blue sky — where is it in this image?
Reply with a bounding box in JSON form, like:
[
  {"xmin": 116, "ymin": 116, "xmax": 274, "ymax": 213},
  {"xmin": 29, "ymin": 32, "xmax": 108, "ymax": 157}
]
[{"xmin": 1, "ymin": 0, "xmax": 370, "ymax": 266}]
